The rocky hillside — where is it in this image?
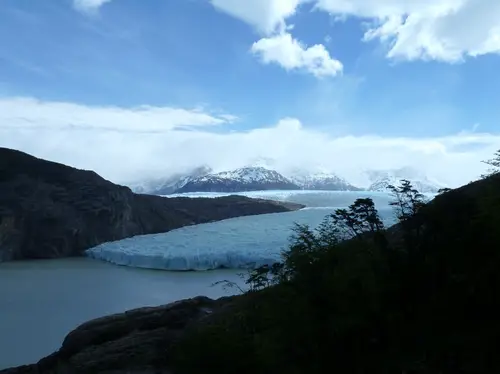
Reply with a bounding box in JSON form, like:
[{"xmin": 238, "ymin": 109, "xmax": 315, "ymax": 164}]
[
  {"xmin": 175, "ymin": 166, "xmax": 299, "ymax": 193},
  {"xmin": 0, "ymin": 148, "xmax": 303, "ymax": 262}
]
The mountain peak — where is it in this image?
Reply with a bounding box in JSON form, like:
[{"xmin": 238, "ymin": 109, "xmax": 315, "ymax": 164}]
[
  {"xmin": 286, "ymin": 168, "xmax": 362, "ymax": 191},
  {"xmin": 128, "ymin": 165, "xmax": 212, "ymax": 195},
  {"xmin": 199, "ymin": 166, "xmax": 294, "ymax": 184},
  {"xmin": 365, "ymin": 167, "xmax": 447, "ymax": 193},
  {"xmin": 175, "ymin": 166, "xmax": 299, "ymax": 193}
]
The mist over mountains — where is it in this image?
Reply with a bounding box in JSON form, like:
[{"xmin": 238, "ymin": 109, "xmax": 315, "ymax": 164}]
[{"xmin": 126, "ymin": 159, "xmax": 446, "ymax": 195}]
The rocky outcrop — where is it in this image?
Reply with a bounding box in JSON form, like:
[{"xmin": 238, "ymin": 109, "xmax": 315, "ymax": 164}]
[
  {"xmin": 0, "ymin": 296, "xmax": 233, "ymax": 374},
  {"xmin": 0, "ymin": 148, "xmax": 303, "ymax": 261}
]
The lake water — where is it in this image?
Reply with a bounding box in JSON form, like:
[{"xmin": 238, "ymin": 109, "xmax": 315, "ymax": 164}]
[
  {"xmin": 0, "ymin": 258, "xmax": 243, "ymax": 369},
  {"xmin": 0, "ymin": 190, "xmax": 407, "ymax": 369}
]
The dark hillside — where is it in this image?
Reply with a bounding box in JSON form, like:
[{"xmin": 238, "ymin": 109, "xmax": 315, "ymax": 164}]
[{"xmin": 0, "ymin": 148, "xmax": 303, "ymax": 261}]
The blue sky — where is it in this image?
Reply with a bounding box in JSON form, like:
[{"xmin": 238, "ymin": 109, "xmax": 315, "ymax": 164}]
[{"xmin": 1, "ymin": 0, "xmax": 499, "ymax": 186}]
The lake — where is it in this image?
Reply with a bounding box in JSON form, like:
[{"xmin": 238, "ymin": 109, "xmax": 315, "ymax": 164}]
[{"xmin": 0, "ymin": 258, "xmax": 243, "ymax": 369}]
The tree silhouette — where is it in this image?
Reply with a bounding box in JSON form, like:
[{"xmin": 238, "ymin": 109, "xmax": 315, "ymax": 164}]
[{"xmin": 481, "ymin": 149, "xmax": 500, "ymax": 178}]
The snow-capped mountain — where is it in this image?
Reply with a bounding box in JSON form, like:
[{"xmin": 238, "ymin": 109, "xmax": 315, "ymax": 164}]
[
  {"xmin": 129, "ymin": 166, "xmax": 212, "ymax": 195},
  {"xmin": 286, "ymin": 169, "xmax": 362, "ymax": 191},
  {"xmin": 131, "ymin": 163, "xmax": 445, "ymax": 195},
  {"xmin": 365, "ymin": 167, "xmax": 447, "ymax": 193},
  {"xmin": 175, "ymin": 166, "xmax": 300, "ymax": 193}
]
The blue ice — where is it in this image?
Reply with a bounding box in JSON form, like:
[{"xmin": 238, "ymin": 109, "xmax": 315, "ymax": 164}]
[{"xmin": 86, "ymin": 191, "xmax": 402, "ymax": 271}]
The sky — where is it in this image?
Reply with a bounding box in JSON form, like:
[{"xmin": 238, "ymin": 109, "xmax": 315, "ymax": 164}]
[{"xmin": 1, "ymin": 0, "xmax": 500, "ymax": 187}]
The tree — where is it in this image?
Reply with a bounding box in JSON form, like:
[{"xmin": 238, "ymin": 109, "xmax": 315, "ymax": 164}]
[
  {"xmin": 387, "ymin": 179, "xmax": 426, "ymax": 222},
  {"xmin": 330, "ymin": 198, "xmax": 385, "ymax": 240},
  {"xmin": 481, "ymin": 149, "xmax": 500, "ymax": 178},
  {"xmin": 386, "ymin": 179, "xmax": 427, "ymax": 253},
  {"xmin": 246, "ymin": 198, "xmax": 385, "ymax": 288}
]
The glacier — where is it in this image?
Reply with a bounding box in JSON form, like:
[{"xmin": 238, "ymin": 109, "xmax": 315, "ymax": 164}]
[
  {"xmin": 86, "ymin": 190, "xmax": 408, "ymax": 271},
  {"xmin": 165, "ymin": 189, "xmax": 402, "ymax": 206}
]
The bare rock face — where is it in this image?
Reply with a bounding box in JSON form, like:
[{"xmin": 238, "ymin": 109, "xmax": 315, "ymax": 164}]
[
  {"xmin": 0, "ymin": 148, "xmax": 303, "ymax": 261},
  {"xmin": 0, "ymin": 296, "xmax": 232, "ymax": 374}
]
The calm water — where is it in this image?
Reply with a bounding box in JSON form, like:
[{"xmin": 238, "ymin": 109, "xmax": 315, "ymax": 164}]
[{"xmin": 0, "ymin": 258, "xmax": 243, "ymax": 369}]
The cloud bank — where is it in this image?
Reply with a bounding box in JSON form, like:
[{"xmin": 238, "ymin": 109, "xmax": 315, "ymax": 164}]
[
  {"xmin": 73, "ymin": 0, "xmax": 500, "ymax": 76},
  {"xmin": 209, "ymin": 0, "xmax": 500, "ymax": 75},
  {"xmin": 1, "ymin": 97, "xmax": 498, "ymax": 188}
]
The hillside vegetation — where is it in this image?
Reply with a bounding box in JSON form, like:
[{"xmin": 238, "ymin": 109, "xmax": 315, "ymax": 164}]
[{"xmin": 171, "ymin": 169, "xmax": 500, "ymax": 373}]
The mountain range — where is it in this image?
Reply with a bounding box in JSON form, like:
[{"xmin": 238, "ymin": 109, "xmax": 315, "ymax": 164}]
[
  {"xmin": 287, "ymin": 168, "xmax": 362, "ymax": 192},
  {"xmin": 365, "ymin": 167, "xmax": 447, "ymax": 193},
  {"xmin": 129, "ymin": 166, "xmax": 213, "ymax": 195},
  {"xmin": 129, "ymin": 165, "xmax": 445, "ymax": 195},
  {"xmin": 176, "ymin": 166, "xmax": 299, "ymax": 193}
]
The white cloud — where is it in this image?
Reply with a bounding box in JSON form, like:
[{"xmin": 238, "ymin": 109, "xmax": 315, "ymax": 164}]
[
  {"xmin": 345, "ymin": 0, "xmax": 500, "ymax": 62},
  {"xmin": 318, "ymin": 0, "xmax": 500, "ymax": 61},
  {"xmin": 0, "ymin": 97, "xmax": 234, "ymax": 132},
  {"xmin": 211, "ymin": 0, "xmax": 340, "ymax": 77},
  {"xmin": 1, "ymin": 97, "xmax": 499, "ymax": 188},
  {"xmin": 73, "ymin": 0, "xmax": 112, "ymax": 13},
  {"xmin": 68, "ymin": 0, "xmax": 500, "ymax": 62},
  {"xmin": 251, "ymin": 32, "xmax": 343, "ymax": 77},
  {"xmin": 211, "ymin": 0, "xmax": 500, "ymax": 63},
  {"xmin": 210, "ymin": 0, "xmax": 302, "ymax": 35}
]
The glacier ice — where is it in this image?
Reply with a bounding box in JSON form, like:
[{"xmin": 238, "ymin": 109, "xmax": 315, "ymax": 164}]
[
  {"xmin": 86, "ymin": 191, "xmax": 399, "ymax": 271},
  {"xmin": 165, "ymin": 189, "xmax": 398, "ymax": 207}
]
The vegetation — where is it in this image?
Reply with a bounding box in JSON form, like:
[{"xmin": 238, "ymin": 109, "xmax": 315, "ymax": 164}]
[
  {"xmin": 172, "ymin": 164, "xmax": 500, "ymax": 373},
  {"xmin": 481, "ymin": 148, "xmax": 500, "ymax": 178}
]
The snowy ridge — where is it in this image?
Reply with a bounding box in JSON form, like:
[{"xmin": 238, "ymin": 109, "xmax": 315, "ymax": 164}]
[
  {"xmin": 199, "ymin": 166, "xmax": 290, "ymax": 184},
  {"xmin": 128, "ymin": 166, "xmax": 212, "ymax": 195},
  {"xmin": 175, "ymin": 166, "xmax": 299, "ymax": 193},
  {"xmin": 366, "ymin": 167, "xmax": 447, "ymax": 193},
  {"xmin": 129, "ymin": 162, "xmax": 444, "ymax": 195},
  {"xmin": 286, "ymin": 168, "xmax": 361, "ymax": 191}
]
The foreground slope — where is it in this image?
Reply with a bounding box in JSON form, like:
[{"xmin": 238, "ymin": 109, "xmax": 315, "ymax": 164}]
[
  {"xmin": 4, "ymin": 173, "xmax": 500, "ymax": 373},
  {"xmin": 0, "ymin": 148, "xmax": 302, "ymax": 262}
]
